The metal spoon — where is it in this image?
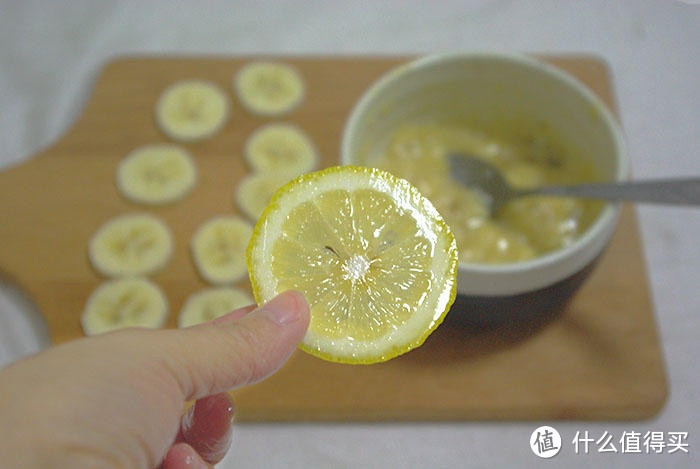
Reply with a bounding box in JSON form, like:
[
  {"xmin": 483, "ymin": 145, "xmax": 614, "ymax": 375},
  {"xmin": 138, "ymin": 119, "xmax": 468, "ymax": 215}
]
[{"xmin": 448, "ymin": 154, "xmax": 700, "ymax": 215}]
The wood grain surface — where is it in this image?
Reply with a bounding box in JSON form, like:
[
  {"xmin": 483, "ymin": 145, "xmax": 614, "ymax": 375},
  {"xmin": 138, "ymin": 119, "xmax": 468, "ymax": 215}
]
[{"xmin": 0, "ymin": 55, "xmax": 667, "ymax": 420}]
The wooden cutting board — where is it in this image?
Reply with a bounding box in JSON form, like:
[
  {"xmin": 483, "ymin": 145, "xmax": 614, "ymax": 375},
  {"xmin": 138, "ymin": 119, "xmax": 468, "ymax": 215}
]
[{"xmin": 0, "ymin": 55, "xmax": 667, "ymax": 421}]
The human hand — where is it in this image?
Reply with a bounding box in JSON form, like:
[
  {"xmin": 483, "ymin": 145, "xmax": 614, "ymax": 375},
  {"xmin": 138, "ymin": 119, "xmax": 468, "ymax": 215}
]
[{"xmin": 0, "ymin": 290, "xmax": 309, "ymax": 468}]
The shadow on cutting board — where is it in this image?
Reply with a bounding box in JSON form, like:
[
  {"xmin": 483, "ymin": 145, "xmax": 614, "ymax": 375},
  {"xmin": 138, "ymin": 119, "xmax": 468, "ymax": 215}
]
[{"xmin": 400, "ymin": 257, "xmax": 599, "ymax": 367}]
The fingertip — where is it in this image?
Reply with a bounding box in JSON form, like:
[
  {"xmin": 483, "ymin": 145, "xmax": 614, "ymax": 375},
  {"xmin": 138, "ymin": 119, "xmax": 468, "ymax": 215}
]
[
  {"xmin": 285, "ymin": 290, "xmax": 310, "ymax": 320},
  {"xmin": 259, "ymin": 290, "xmax": 310, "ymax": 327},
  {"xmin": 160, "ymin": 290, "xmax": 311, "ymax": 400},
  {"xmin": 181, "ymin": 393, "xmax": 235, "ymax": 464}
]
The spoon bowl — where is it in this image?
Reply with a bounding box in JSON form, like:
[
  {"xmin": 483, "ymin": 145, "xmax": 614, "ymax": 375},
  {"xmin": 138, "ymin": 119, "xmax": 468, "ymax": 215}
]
[{"xmin": 448, "ymin": 153, "xmax": 700, "ymax": 215}]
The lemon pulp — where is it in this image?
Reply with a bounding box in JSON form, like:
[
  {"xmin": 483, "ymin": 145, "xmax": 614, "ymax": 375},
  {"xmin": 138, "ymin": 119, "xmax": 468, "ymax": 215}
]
[{"xmin": 247, "ymin": 166, "xmax": 457, "ymax": 364}]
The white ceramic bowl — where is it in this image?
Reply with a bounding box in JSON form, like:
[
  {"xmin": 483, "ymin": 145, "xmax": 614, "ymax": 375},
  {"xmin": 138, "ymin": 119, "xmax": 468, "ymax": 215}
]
[{"xmin": 341, "ymin": 53, "xmax": 627, "ymax": 320}]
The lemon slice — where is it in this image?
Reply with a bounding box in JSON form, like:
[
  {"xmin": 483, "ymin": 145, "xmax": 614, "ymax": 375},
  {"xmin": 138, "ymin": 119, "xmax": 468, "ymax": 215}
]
[{"xmin": 247, "ymin": 166, "xmax": 458, "ymax": 364}]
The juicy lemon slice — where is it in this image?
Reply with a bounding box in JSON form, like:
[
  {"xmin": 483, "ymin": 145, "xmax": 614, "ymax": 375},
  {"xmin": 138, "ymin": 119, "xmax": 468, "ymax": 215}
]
[{"xmin": 247, "ymin": 166, "xmax": 458, "ymax": 364}]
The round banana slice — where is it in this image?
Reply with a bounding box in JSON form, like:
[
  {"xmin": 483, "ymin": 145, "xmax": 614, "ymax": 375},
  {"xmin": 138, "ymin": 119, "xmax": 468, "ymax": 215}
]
[
  {"xmin": 178, "ymin": 287, "xmax": 254, "ymax": 328},
  {"xmin": 234, "ymin": 173, "xmax": 289, "ymax": 222},
  {"xmin": 89, "ymin": 213, "xmax": 173, "ymax": 277},
  {"xmin": 234, "ymin": 61, "xmax": 304, "ymax": 117},
  {"xmin": 117, "ymin": 144, "xmax": 197, "ymax": 205},
  {"xmin": 191, "ymin": 216, "xmax": 253, "ymax": 285},
  {"xmin": 155, "ymin": 80, "xmax": 230, "ymax": 142},
  {"xmin": 82, "ymin": 277, "xmax": 168, "ymax": 336},
  {"xmin": 245, "ymin": 123, "xmax": 317, "ymax": 175}
]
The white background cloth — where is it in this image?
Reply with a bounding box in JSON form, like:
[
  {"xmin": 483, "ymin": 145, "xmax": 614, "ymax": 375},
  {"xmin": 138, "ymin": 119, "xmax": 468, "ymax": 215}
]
[{"xmin": 0, "ymin": 1, "xmax": 698, "ymax": 467}]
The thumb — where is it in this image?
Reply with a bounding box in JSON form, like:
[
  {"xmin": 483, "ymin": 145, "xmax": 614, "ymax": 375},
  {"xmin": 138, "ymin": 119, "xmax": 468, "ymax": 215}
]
[{"xmin": 161, "ymin": 290, "xmax": 310, "ymax": 401}]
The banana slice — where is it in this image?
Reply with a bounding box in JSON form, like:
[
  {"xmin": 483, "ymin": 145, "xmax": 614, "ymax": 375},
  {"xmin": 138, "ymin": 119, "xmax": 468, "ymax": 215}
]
[
  {"xmin": 234, "ymin": 173, "xmax": 290, "ymax": 222},
  {"xmin": 245, "ymin": 123, "xmax": 317, "ymax": 175},
  {"xmin": 234, "ymin": 61, "xmax": 304, "ymax": 117},
  {"xmin": 503, "ymin": 162, "xmax": 545, "ymax": 190},
  {"xmin": 178, "ymin": 287, "xmax": 254, "ymax": 328},
  {"xmin": 191, "ymin": 216, "xmax": 253, "ymax": 285},
  {"xmin": 117, "ymin": 144, "xmax": 197, "ymax": 205},
  {"xmin": 82, "ymin": 277, "xmax": 168, "ymax": 336},
  {"xmin": 456, "ymin": 220, "xmax": 536, "ymax": 264},
  {"xmin": 501, "ymin": 197, "xmax": 583, "ymax": 252},
  {"xmin": 89, "ymin": 213, "xmax": 173, "ymax": 277},
  {"xmin": 155, "ymin": 80, "xmax": 230, "ymax": 142}
]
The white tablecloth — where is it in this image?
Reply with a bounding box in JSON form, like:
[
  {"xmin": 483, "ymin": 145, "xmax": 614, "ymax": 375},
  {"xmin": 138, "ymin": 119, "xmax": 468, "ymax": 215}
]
[{"xmin": 1, "ymin": 1, "xmax": 698, "ymax": 467}]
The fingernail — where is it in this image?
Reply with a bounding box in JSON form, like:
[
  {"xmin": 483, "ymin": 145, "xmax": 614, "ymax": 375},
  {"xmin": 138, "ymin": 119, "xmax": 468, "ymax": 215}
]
[{"xmin": 260, "ymin": 290, "xmax": 307, "ymax": 325}]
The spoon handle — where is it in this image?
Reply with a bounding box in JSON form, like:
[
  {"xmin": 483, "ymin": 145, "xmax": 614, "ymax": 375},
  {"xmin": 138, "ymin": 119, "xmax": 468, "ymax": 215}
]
[{"xmin": 530, "ymin": 178, "xmax": 700, "ymax": 206}]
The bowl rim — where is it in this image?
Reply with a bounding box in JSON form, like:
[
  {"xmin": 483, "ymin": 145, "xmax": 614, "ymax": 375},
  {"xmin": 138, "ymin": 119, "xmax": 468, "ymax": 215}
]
[{"xmin": 340, "ymin": 51, "xmax": 628, "ymax": 295}]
